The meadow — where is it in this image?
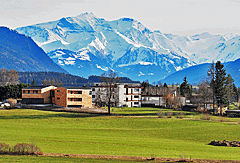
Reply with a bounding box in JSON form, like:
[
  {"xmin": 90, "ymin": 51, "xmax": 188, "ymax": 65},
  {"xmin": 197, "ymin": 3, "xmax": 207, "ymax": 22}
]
[{"xmin": 0, "ymin": 108, "xmax": 239, "ymax": 162}]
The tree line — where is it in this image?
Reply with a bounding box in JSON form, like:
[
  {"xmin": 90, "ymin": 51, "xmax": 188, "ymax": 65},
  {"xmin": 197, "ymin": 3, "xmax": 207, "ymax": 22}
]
[
  {"xmin": 0, "ymin": 83, "xmax": 30, "ymax": 101},
  {"xmin": 19, "ymin": 72, "xmax": 90, "ymax": 85}
]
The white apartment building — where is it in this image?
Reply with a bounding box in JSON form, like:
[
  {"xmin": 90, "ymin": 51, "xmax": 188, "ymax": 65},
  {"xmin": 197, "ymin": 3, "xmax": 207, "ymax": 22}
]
[
  {"xmin": 123, "ymin": 85, "xmax": 142, "ymax": 107},
  {"xmin": 91, "ymin": 83, "xmax": 142, "ymax": 107}
]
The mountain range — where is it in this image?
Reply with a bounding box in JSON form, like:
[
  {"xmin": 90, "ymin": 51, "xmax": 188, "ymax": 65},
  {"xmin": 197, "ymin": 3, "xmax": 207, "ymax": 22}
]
[{"xmin": 12, "ymin": 12, "xmax": 240, "ymax": 84}]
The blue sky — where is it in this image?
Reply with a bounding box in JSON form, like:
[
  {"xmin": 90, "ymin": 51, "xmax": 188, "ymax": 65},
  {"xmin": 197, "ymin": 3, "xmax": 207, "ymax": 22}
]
[{"xmin": 1, "ymin": 0, "xmax": 240, "ymax": 36}]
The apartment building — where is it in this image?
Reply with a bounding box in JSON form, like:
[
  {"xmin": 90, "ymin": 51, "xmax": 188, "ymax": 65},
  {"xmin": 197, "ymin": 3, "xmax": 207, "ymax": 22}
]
[
  {"xmin": 91, "ymin": 83, "xmax": 142, "ymax": 107},
  {"xmin": 54, "ymin": 86, "xmax": 92, "ymax": 108},
  {"xmin": 22, "ymin": 85, "xmax": 57, "ymax": 104},
  {"xmin": 123, "ymin": 85, "xmax": 142, "ymax": 107}
]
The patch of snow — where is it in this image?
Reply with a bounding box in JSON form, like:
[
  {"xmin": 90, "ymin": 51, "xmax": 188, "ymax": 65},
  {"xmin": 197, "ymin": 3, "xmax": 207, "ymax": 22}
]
[
  {"xmin": 96, "ymin": 64, "xmax": 108, "ymax": 71},
  {"xmin": 56, "ymin": 50, "xmax": 65, "ymax": 55},
  {"xmin": 138, "ymin": 61, "xmax": 153, "ymax": 65},
  {"xmin": 89, "ymin": 37, "xmax": 106, "ymax": 52},
  {"xmin": 64, "ymin": 60, "xmax": 75, "ymax": 65},
  {"xmin": 175, "ymin": 66, "xmax": 182, "ymax": 71},
  {"xmin": 58, "ymin": 60, "xmax": 64, "ymax": 65},
  {"xmin": 76, "ymin": 50, "xmax": 91, "ymax": 61},
  {"xmin": 114, "ymin": 29, "xmax": 144, "ymax": 48},
  {"xmin": 223, "ymin": 33, "xmax": 237, "ymax": 41},
  {"xmin": 117, "ymin": 64, "xmax": 130, "ymax": 67},
  {"xmin": 38, "ymin": 29, "xmax": 69, "ymax": 46},
  {"xmin": 100, "ymin": 32, "xmax": 108, "ymax": 46},
  {"xmin": 66, "ymin": 57, "xmax": 76, "ymax": 61},
  {"xmin": 138, "ymin": 71, "xmax": 145, "ymax": 76}
]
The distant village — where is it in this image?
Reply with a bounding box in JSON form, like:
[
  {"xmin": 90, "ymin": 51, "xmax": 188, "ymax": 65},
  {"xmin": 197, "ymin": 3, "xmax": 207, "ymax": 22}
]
[{"xmin": 1, "ymin": 60, "xmax": 240, "ymax": 117}]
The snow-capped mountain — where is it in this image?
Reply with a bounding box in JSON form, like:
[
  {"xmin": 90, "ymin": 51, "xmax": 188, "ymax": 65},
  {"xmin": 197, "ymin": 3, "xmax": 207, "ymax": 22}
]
[
  {"xmin": 15, "ymin": 12, "xmax": 193, "ymax": 81},
  {"xmin": 165, "ymin": 32, "xmax": 240, "ymax": 64},
  {"xmin": 15, "ymin": 12, "xmax": 240, "ymax": 82}
]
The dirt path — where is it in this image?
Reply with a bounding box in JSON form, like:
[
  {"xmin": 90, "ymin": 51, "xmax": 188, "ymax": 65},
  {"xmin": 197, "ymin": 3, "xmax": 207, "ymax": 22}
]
[{"xmin": 43, "ymin": 153, "xmax": 240, "ymax": 163}]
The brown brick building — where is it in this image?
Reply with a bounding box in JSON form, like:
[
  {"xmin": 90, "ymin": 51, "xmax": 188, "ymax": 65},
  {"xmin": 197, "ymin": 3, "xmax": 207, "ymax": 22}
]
[{"xmin": 22, "ymin": 85, "xmax": 92, "ymax": 108}]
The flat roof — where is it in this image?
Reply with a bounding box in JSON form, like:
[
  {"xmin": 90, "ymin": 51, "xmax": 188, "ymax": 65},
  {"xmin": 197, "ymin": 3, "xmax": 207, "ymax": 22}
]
[
  {"xmin": 62, "ymin": 85, "xmax": 91, "ymax": 89},
  {"xmin": 23, "ymin": 85, "xmax": 54, "ymax": 89}
]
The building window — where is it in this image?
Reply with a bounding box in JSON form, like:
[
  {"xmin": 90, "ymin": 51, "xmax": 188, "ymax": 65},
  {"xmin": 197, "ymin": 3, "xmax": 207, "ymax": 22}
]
[
  {"xmin": 134, "ymin": 102, "xmax": 139, "ymax": 105},
  {"xmin": 69, "ymin": 98, "xmax": 82, "ymax": 101},
  {"xmin": 126, "ymin": 98, "xmax": 128, "ymax": 102},
  {"xmin": 131, "ymin": 89, "xmax": 133, "ymax": 94},
  {"xmin": 57, "ymin": 97, "xmax": 60, "ymax": 100},
  {"xmin": 92, "ymin": 88, "xmax": 95, "ymax": 91},
  {"xmin": 57, "ymin": 90, "xmax": 60, "ymax": 92},
  {"xmin": 135, "ymin": 88, "xmax": 139, "ymax": 92},
  {"xmin": 50, "ymin": 90, "xmax": 55, "ymax": 97},
  {"xmin": 69, "ymin": 91, "xmax": 82, "ymax": 94},
  {"xmin": 92, "ymin": 95, "xmax": 95, "ymax": 98},
  {"xmin": 134, "ymin": 95, "xmax": 139, "ymax": 98},
  {"xmin": 33, "ymin": 90, "xmax": 38, "ymax": 94},
  {"xmin": 89, "ymin": 91, "xmax": 92, "ymax": 95},
  {"xmin": 28, "ymin": 90, "xmax": 30, "ymax": 94},
  {"xmin": 23, "ymin": 90, "xmax": 26, "ymax": 94}
]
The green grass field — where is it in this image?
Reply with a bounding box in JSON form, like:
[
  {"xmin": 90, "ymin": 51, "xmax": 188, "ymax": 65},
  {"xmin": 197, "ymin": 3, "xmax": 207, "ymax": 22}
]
[{"xmin": 0, "ymin": 108, "xmax": 239, "ymax": 162}]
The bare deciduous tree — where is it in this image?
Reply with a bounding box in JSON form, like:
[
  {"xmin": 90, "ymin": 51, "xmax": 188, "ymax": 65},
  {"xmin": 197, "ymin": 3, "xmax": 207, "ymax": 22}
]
[
  {"xmin": 198, "ymin": 80, "xmax": 211, "ymax": 110},
  {"xmin": 100, "ymin": 70, "xmax": 120, "ymax": 114},
  {"xmin": 0, "ymin": 68, "xmax": 19, "ymax": 86}
]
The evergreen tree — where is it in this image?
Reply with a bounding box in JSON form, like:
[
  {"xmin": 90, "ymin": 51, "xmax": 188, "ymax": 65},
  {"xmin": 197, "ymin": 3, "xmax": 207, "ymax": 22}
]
[
  {"xmin": 225, "ymin": 74, "xmax": 236, "ymax": 109},
  {"xmin": 163, "ymin": 83, "xmax": 168, "ymax": 88},
  {"xmin": 31, "ymin": 79, "xmax": 37, "ymax": 85},
  {"xmin": 214, "ymin": 61, "xmax": 227, "ymax": 114},
  {"xmin": 180, "ymin": 77, "xmax": 191, "ymax": 97},
  {"xmin": 42, "ymin": 78, "xmax": 47, "ymax": 85}
]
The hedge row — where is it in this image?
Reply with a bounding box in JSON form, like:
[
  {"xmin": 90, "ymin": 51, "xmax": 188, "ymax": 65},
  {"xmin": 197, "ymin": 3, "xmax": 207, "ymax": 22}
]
[{"xmin": 0, "ymin": 143, "xmax": 43, "ymax": 155}]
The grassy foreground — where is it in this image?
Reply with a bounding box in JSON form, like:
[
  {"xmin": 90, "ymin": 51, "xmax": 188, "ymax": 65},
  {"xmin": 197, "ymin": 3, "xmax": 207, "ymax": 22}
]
[{"xmin": 0, "ymin": 109, "xmax": 239, "ymax": 161}]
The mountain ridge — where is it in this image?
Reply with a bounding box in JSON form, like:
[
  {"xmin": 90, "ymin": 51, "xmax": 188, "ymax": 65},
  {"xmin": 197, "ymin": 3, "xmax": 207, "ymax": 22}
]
[
  {"xmin": 0, "ymin": 26, "xmax": 67, "ymax": 73},
  {"xmin": 15, "ymin": 12, "xmax": 240, "ymax": 82},
  {"xmin": 162, "ymin": 58, "xmax": 240, "ymax": 87}
]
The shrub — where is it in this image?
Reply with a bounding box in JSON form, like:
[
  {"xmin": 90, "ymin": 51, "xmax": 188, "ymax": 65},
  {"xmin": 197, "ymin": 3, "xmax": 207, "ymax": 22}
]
[
  {"xmin": 166, "ymin": 111, "xmax": 173, "ymax": 118},
  {"xmin": 204, "ymin": 114, "xmax": 211, "ymax": 121},
  {"xmin": 200, "ymin": 114, "xmax": 211, "ymax": 121},
  {"xmin": 157, "ymin": 110, "xmax": 165, "ymax": 118},
  {"xmin": 13, "ymin": 143, "xmax": 42, "ymax": 155},
  {"xmin": 0, "ymin": 143, "xmax": 43, "ymax": 155},
  {"xmin": 0, "ymin": 143, "xmax": 11, "ymax": 154},
  {"xmin": 176, "ymin": 112, "xmax": 184, "ymax": 119},
  {"xmin": 218, "ymin": 116, "xmax": 225, "ymax": 123}
]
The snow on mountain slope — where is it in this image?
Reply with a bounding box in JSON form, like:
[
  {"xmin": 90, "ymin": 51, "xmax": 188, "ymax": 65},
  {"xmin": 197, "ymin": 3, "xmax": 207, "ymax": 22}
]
[
  {"xmin": 165, "ymin": 32, "xmax": 240, "ymax": 64},
  {"xmin": 16, "ymin": 12, "xmax": 194, "ymax": 81},
  {"xmin": 15, "ymin": 12, "xmax": 240, "ymax": 82}
]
